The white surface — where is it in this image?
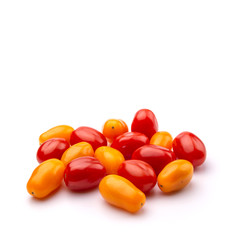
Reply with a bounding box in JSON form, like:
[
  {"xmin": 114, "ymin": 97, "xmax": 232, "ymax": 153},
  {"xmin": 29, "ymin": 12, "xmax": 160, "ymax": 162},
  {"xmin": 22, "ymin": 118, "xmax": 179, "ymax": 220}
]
[{"xmin": 0, "ymin": 1, "xmax": 240, "ymax": 240}]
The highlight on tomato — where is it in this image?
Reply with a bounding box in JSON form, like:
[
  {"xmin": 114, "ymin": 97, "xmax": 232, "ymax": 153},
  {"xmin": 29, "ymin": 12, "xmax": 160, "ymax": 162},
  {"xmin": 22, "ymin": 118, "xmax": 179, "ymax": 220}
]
[
  {"xmin": 70, "ymin": 126, "xmax": 107, "ymax": 151},
  {"xmin": 39, "ymin": 125, "xmax": 74, "ymax": 144},
  {"xmin": 157, "ymin": 159, "xmax": 194, "ymax": 193},
  {"xmin": 111, "ymin": 132, "xmax": 149, "ymax": 160},
  {"xmin": 27, "ymin": 159, "xmax": 65, "ymax": 199},
  {"xmin": 99, "ymin": 174, "xmax": 146, "ymax": 213},
  {"xmin": 37, "ymin": 138, "xmax": 70, "ymax": 163},
  {"xmin": 131, "ymin": 109, "xmax": 158, "ymax": 139},
  {"xmin": 172, "ymin": 131, "xmax": 206, "ymax": 167},
  {"xmin": 150, "ymin": 131, "xmax": 173, "ymax": 150},
  {"xmin": 132, "ymin": 144, "xmax": 176, "ymax": 175},
  {"xmin": 102, "ymin": 119, "xmax": 128, "ymax": 144},
  {"xmin": 95, "ymin": 146, "xmax": 125, "ymax": 174},
  {"xmin": 64, "ymin": 157, "xmax": 106, "ymax": 191},
  {"xmin": 117, "ymin": 160, "xmax": 157, "ymax": 193},
  {"xmin": 61, "ymin": 142, "xmax": 94, "ymax": 166}
]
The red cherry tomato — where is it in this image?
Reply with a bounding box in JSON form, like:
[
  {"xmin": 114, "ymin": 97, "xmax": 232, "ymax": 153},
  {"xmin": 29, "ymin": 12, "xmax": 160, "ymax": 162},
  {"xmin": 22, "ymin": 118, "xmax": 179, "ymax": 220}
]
[
  {"xmin": 172, "ymin": 131, "xmax": 206, "ymax": 167},
  {"xmin": 117, "ymin": 160, "xmax": 157, "ymax": 193},
  {"xmin": 132, "ymin": 144, "xmax": 176, "ymax": 175},
  {"xmin": 131, "ymin": 109, "xmax": 158, "ymax": 139},
  {"xmin": 36, "ymin": 138, "xmax": 70, "ymax": 163},
  {"xmin": 111, "ymin": 132, "xmax": 149, "ymax": 160},
  {"xmin": 64, "ymin": 156, "xmax": 106, "ymax": 191},
  {"xmin": 70, "ymin": 126, "xmax": 107, "ymax": 151}
]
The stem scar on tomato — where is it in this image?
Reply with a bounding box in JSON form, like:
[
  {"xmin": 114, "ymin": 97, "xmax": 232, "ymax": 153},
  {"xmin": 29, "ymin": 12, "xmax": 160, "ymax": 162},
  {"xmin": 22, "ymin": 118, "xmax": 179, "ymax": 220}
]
[
  {"xmin": 31, "ymin": 192, "xmax": 34, "ymax": 195},
  {"xmin": 112, "ymin": 126, "xmax": 114, "ymax": 129},
  {"xmin": 160, "ymin": 185, "xmax": 163, "ymax": 188}
]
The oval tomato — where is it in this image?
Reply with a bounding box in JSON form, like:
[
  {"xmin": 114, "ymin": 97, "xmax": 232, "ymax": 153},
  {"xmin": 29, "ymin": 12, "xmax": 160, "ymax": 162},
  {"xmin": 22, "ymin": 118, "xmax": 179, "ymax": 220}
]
[
  {"xmin": 27, "ymin": 159, "xmax": 65, "ymax": 199},
  {"xmin": 61, "ymin": 142, "xmax": 94, "ymax": 166},
  {"xmin": 99, "ymin": 175, "xmax": 146, "ymax": 213},
  {"xmin": 111, "ymin": 132, "xmax": 149, "ymax": 160},
  {"xmin": 36, "ymin": 138, "xmax": 70, "ymax": 163},
  {"xmin": 131, "ymin": 109, "xmax": 158, "ymax": 139},
  {"xmin": 131, "ymin": 144, "xmax": 176, "ymax": 175},
  {"xmin": 102, "ymin": 119, "xmax": 128, "ymax": 144},
  {"xmin": 70, "ymin": 126, "xmax": 107, "ymax": 151},
  {"xmin": 117, "ymin": 160, "xmax": 157, "ymax": 193},
  {"xmin": 172, "ymin": 131, "xmax": 206, "ymax": 167},
  {"xmin": 150, "ymin": 131, "xmax": 173, "ymax": 150},
  {"xmin": 95, "ymin": 146, "xmax": 125, "ymax": 174},
  {"xmin": 157, "ymin": 159, "xmax": 194, "ymax": 193},
  {"xmin": 39, "ymin": 125, "xmax": 74, "ymax": 144},
  {"xmin": 64, "ymin": 157, "xmax": 106, "ymax": 191}
]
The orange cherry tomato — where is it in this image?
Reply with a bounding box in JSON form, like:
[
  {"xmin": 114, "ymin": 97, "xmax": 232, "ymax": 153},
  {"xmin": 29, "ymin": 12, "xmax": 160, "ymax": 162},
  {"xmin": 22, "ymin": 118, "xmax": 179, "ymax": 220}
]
[
  {"xmin": 39, "ymin": 125, "xmax": 74, "ymax": 145},
  {"xmin": 61, "ymin": 142, "xmax": 94, "ymax": 166},
  {"xmin": 27, "ymin": 159, "xmax": 65, "ymax": 199},
  {"xmin": 95, "ymin": 146, "xmax": 125, "ymax": 174},
  {"xmin": 99, "ymin": 175, "xmax": 146, "ymax": 213},
  {"xmin": 102, "ymin": 119, "xmax": 128, "ymax": 144},
  {"xmin": 157, "ymin": 159, "xmax": 194, "ymax": 193},
  {"xmin": 150, "ymin": 131, "xmax": 173, "ymax": 150}
]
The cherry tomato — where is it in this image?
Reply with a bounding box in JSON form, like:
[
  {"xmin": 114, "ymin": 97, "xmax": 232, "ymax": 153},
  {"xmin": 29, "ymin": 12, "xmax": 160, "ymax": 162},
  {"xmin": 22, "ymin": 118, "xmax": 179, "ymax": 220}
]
[
  {"xmin": 117, "ymin": 160, "xmax": 157, "ymax": 193},
  {"xmin": 111, "ymin": 132, "xmax": 149, "ymax": 160},
  {"xmin": 172, "ymin": 131, "xmax": 206, "ymax": 167},
  {"xmin": 157, "ymin": 160, "xmax": 194, "ymax": 193},
  {"xmin": 99, "ymin": 175, "xmax": 146, "ymax": 213},
  {"xmin": 27, "ymin": 159, "xmax": 65, "ymax": 198},
  {"xmin": 70, "ymin": 126, "xmax": 107, "ymax": 151},
  {"xmin": 131, "ymin": 109, "xmax": 158, "ymax": 139},
  {"xmin": 61, "ymin": 142, "xmax": 94, "ymax": 166},
  {"xmin": 39, "ymin": 125, "xmax": 74, "ymax": 144},
  {"xmin": 36, "ymin": 138, "xmax": 70, "ymax": 163},
  {"xmin": 95, "ymin": 146, "xmax": 125, "ymax": 174},
  {"xmin": 132, "ymin": 144, "xmax": 176, "ymax": 175},
  {"xmin": 64, "ymin": 157, "xmax": 106, "ymax": 191},
  {"xmin": 150, "ymin": 131, "xmax": 173, "ymax": 150},
  {"xmin": 102, "ymin": 119, "xmax": 128, "ymax": 144}
]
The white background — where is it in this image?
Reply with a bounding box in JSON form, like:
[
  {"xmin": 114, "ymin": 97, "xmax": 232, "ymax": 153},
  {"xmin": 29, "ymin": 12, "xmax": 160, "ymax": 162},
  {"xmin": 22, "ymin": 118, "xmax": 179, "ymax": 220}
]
[{"xmin": 0, "ymin": 1, "xmax": 240, "ymax": 239}]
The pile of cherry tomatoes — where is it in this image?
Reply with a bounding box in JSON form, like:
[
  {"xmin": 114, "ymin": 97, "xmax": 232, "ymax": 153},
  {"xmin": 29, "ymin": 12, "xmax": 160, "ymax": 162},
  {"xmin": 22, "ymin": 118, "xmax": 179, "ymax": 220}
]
[{"xmin": 27, "ymin": 109, "xmax": 207, "ymax": 213}]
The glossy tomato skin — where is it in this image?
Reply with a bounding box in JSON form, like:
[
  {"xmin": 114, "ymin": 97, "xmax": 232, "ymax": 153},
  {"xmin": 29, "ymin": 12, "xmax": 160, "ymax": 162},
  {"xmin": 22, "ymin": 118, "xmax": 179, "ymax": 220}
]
[
  {"xmin": 39, "ymin": 125, "xmax": 74, "ymax": 144},
  {"xmin": 99, "ymin": 175, "xmax": 146, "ymax": 213},
  {"xmin": 102, "ymin": 119, "xmax": 128, "ymax": 144},
  {"xmin": 111, "ymin": 132, "xmax": 149, "ymax": 160},
  {"xmin": 36, "ymin": 138, "xmax": 70, "ymax": 163},
  {"xmin": 172, "ymin": 131, "xmax": 206, "ymax": 167},
  {"xmin": 157, "ymin": 160, "xmax": 194, "ymax": 193},
  {"xmin": 131, "ymin": 109, "xmax": 158, "ymax": 139},
  {"xmin": 70, "ymin": 126, "xmax": 107, "ymax": 151},
  {"xmin": 117, "ymin": 160, "xmax": 157, "ymax": 193},
  {"xmin": 27, "ymin": 159, "xmax": 65, "ymax": 199},
  {"xmin": 61, "ymin": 142, "xmax": 94, "ymax": 166},
  {"xmin": 64, "ymin": 157, "xmax": 106, "ymax": 191},
  {"xmin": 150, "ymin": 131, "xmax": 173, "ymax": 150},
  {"xmin": 95, "ymin": 146, "xmax": 125, "ymax": 174},
  {"xmin": 132, "ymin": 144, "xmax": 176, "ymax": 175}
]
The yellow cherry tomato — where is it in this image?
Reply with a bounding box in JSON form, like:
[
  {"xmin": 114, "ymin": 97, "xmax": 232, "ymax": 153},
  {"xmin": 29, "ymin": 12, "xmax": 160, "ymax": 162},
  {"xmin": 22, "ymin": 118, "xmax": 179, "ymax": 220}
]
[
  {"xmin": 39, "ymin": 125, "xmax": 74, "ymax": 144},
  {"xmin": 27, "ymin": 159, "xmax": 65, "ymax": 199},
  {"xmin": 157, "ymin": 159, "xmax": 194, "ymax": 193},
  {"xmin": 61, "ymin": 142, "xmax": 94, "ymax": 166},
  {"xmin": 150, "ymin": 131, "xmax": 173, "ymax": 150},
  {"xmin": 102, "ymin": 119, "xmax": 128, "ymax": 144},
  {"xmin": 99, "ymin": 175, "xmax": 146, "ymax": 213},
  {"xmin": 95, "ymin": 146, "xmax": 125, "ymax": 174}
]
